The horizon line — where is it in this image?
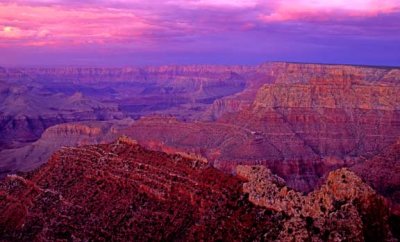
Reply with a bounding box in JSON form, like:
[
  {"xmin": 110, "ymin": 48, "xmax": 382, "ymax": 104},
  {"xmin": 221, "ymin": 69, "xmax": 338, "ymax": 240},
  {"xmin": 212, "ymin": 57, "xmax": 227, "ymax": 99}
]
[{"xmin": 1, "ymin": 60, "xmax": 400, "ymax": 69}]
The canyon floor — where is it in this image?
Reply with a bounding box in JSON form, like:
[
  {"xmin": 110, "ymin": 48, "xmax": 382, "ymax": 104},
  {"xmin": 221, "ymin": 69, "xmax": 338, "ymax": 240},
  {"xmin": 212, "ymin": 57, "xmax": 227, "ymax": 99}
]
[{"xmin": 0, "ymin": 62, "xmax": 399, "ymax": 240}]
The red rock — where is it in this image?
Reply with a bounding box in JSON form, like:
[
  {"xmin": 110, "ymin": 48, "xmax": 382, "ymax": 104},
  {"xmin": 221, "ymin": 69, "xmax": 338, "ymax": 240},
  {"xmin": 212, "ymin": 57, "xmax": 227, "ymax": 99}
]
[
  {"xmin": 0, "ymin": 139, "xmax": 396, "ymax": 240},
  {"xmin": 237, "ymin": 165, "xmax": 395, "ymax": 241},
  {"xmin": 0, "ymin": 138, "xmax": 282, "ymax": 241},
  {"xmin": 351, "ymin": 139, "xmax": 400, "ymax": 215},
  {"xmin": 2, "ymin": 62, "xmax": 399, "ymax": 199}
]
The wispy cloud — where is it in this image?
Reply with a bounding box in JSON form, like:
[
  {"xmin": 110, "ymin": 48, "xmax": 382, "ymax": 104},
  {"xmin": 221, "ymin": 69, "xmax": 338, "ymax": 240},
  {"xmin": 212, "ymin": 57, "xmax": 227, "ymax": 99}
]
[
  {"xmin": 0, "ymin": 0, "xmax": 399, "ymax": 66},
  {"xmin": 0, "ymin": 3, "xmax": 153, "ymax": 46},
  {"xmin": 260, "ymin": 0, "xmax": 400, "ymax": 22}
]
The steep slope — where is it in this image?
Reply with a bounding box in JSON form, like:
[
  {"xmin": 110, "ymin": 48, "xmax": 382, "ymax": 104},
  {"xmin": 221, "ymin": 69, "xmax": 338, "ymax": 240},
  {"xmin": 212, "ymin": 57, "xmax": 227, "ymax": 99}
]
[
  {"xmin": 0, "ymin": 120, "xmax": 132, "ymax": 177},
  {"xmin": 217, "ymin": 63, "xmax": 400, "ymax": 190},
  {"xmin": 0, "ymin": 137, "xmax": 283, "ymax": 241},
  {"xmin": 237, "ymin": 165, "xmax": 395, "ymax": 241},
  {"xmin": 351, "ymin": 139, "xmax": 400, "ymax": 215},
  {"xmin": 0, "ymin": 138, "xmax": 395, "ymax": 241},
  {"xmin": 223, "ymin": 62, "xmax": 400, "ymax": 158},
  {"xmin": 1, "ymin": 62, "xmax": 399, "ymax": 193},
  {"xmin": 205, "ymin": 62, "xmax": 400, "ymax": 119}
]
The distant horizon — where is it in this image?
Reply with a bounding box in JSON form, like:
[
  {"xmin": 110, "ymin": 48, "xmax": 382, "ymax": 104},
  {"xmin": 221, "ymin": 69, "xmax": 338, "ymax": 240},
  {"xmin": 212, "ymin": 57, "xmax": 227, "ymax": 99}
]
[{"xmin": 1, "ymin": 60, "xmax": 400, "ymax": 69}]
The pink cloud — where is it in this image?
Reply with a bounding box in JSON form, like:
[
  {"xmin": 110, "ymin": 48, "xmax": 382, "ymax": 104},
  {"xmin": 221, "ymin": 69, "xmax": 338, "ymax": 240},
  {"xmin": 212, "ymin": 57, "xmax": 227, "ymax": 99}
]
[
  {"xmin": 260, "ymin": 0, "xmax": 400, "ymax": 22},
  {"xmin": 0, "ymin": 0, "xmax": 399, "ymax": 67},
  {"xmin": 0, "ymin": 3, "xmax": 154, "ymax": 47},
  {"xmin": 0, "ymin": 26, "xmax": 26, "ymax": 38},
  {"xmin": 167, "ymin": 0, "xmax": 259, "ymax": 8},
  {"xmin": 9, "ymin": 0, "xmax": 395, "ymax": 49}
]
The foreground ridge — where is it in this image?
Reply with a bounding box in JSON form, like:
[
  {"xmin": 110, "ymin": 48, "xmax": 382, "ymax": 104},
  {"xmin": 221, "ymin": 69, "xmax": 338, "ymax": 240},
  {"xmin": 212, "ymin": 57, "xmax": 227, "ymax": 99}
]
[
  {"xmin": 237, "ymin": 166, "xmax": 395, "ymax": 241},
  {"xmin": 0, "ymin": 138, "xmax": 280, "ymax": 241},
  {"xmin": 0, "ymin": 138, "xmax": 397, "ymax": 241}
]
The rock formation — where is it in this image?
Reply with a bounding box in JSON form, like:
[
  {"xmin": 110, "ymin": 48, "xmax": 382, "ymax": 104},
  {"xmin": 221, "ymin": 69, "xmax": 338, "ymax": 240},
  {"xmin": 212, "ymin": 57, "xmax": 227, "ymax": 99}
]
[
  {"xmin": 237, "ymin": 165, "xmax": 395, "ymax": 241},
  {"xmin": 0, "ymin": 79, "xmax": 124, "ymax": 150},
  {"xmin": 0, "ymin": 65, "xmax": 249, "ymax": 150},
  {"xmin": 0, "ymin": 139, "xmax": 397, "ymax": 241},
  {"xmin": 0, "ymin": 138, "xmax": 283, "ymax": 241},
  {"xmin": 1, "ymin": 61, "xmax": 399, "ymax": 196},
  {"xmin": 0, "ymin": 120, "xmax": 132, "ymax": 177}
]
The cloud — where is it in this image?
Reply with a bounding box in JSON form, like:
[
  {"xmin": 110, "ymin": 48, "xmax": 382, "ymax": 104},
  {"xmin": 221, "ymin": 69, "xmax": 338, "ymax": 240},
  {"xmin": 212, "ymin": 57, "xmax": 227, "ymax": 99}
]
[
  {"xmin": 166, "ymin": 0, "xmax": 259, "ymax": 8},
  {"xmin": 0, "ymin": 26, "xmax": 24, "ymax": 38},
  {"xmin": 0, "ymin": 3, "xmax": 154, "ymax": 46},
  {"xmin": 0, "ymin": 0, "xmax": 399, "ymax": 66},
  {"xmin": 260, "ymin": 0, "xmax": 400, "ymax": 22}
]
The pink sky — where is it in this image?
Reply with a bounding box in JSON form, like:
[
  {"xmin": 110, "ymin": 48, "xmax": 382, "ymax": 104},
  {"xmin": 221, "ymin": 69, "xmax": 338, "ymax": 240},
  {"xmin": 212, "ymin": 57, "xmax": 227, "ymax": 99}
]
[{"xmin": 0, "ymin": 0, "xmax": 399, "ymax": 66}]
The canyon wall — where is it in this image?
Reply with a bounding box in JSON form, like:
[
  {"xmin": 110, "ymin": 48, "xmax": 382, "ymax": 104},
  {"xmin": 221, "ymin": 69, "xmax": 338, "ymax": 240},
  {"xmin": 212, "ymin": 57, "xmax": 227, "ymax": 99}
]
[{"xmin": 1, "ymin": 62, "xmax": 399, "ymax": 194}]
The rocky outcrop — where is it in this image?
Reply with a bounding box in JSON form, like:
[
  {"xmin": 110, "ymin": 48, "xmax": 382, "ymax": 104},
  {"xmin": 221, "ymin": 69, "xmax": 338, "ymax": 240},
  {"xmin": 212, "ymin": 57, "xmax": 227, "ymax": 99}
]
[
  {"xmin": 0, "ymin": 138, "xmax": 284, "ymax": 241},
  {"xmin": 0, "ymin": 120, "xmax": 134, "ymax": 177},
  {"xmin": 0, "ymin": 139, "xmax": 396, "ymax": 240},
  {"xmin": 237, "ymin": 165, "xmax": 395, "ymax": 241}
]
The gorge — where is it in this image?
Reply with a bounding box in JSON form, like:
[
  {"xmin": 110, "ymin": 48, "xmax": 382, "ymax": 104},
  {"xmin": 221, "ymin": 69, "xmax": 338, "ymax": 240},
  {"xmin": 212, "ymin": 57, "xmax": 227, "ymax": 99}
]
[{"xmin": 0, "ymin": 62, "xmax": 399, "ymax": 240}]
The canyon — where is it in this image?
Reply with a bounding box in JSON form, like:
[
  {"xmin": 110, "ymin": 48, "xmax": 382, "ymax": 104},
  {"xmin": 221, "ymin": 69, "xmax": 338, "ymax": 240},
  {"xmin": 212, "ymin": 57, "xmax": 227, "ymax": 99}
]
[
  {"xmin": 2, "ymin": 63, "xmax": 398, "ymax": 189},
  {"xmin": 0, "ymin": 62, "xmax": 399, "ymax": 240},
  {"xmin": 0, "ymin": 65, "xmax": 248, "ymax": 150}
]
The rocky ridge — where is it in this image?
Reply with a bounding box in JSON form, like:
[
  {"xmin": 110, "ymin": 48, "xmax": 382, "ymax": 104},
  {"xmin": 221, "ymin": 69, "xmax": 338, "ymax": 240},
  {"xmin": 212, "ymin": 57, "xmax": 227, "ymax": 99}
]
[
  {"xmin": 237, "ymin": 165, "xmax": 395, "ymax": 241},
  {"xmin": 0, "ymin": 138, "xmax": 397, "ymax": 241},
  {"xmin": 0, "ymin": 138, "xmax": 282, "ymax": 241}
]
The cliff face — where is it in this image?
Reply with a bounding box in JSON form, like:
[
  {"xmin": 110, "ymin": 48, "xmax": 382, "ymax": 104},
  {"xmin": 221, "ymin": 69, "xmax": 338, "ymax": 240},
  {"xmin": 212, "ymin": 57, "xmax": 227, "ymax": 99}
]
[
  {"xmin": 205, "ymin": 62, "xmax": 399, "ymax": 119},
  {"xmin": 3, "ymin": 65, "xmax": 252, "ymax": 83},
  {"xmin": 0, "ymin": 120, "xmax": 129, "ymax": 177},
  {"xmin": 233, "ymin": 63, "xmax": 400, "ymax": 157},
  {"xmin": 216, "ymin": 63, "xmax": 400, "ymax": 191},
  {"xmin": 237, "ymin": 166, "xmax": 395, "ymax": 241},
  {"xmin": 247, "ymin": 81, "xmax": 399, "ymax": 158},
  {"xmin": 0, "ymin": 139, "xmax": 396, "ymax": 241}
]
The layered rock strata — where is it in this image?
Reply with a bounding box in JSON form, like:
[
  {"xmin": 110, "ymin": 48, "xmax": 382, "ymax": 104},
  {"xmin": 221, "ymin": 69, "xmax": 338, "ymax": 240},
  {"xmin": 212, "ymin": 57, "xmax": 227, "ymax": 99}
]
[{"xmin": 0, "ymin": 139, "xmax": 397, "ymax": 241}]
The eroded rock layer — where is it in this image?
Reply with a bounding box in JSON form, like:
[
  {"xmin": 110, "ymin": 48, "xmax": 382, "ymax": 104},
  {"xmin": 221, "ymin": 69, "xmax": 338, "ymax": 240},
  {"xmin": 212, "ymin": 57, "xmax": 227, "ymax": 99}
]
[
  {"xmin": 1, "ymin": 62, "xmax": 399, "ymax": 196},
  {"xmin": 0, "ymin": 138, "xmax": 282, "ymax": 241},
  {"xmin": 0, "ymin": 139, "xmax": 397, "ymax": 241},
  {"xmin": 237, "ymin": 166, "xmax": 395, "ymax": 241}
]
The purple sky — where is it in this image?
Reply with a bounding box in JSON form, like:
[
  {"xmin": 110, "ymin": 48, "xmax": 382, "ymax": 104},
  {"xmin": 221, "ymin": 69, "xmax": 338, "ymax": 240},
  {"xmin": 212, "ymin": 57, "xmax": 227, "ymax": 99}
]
[{"xmin": 0, "ymin": 0, "xmax": 399, "ymax": 66}]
